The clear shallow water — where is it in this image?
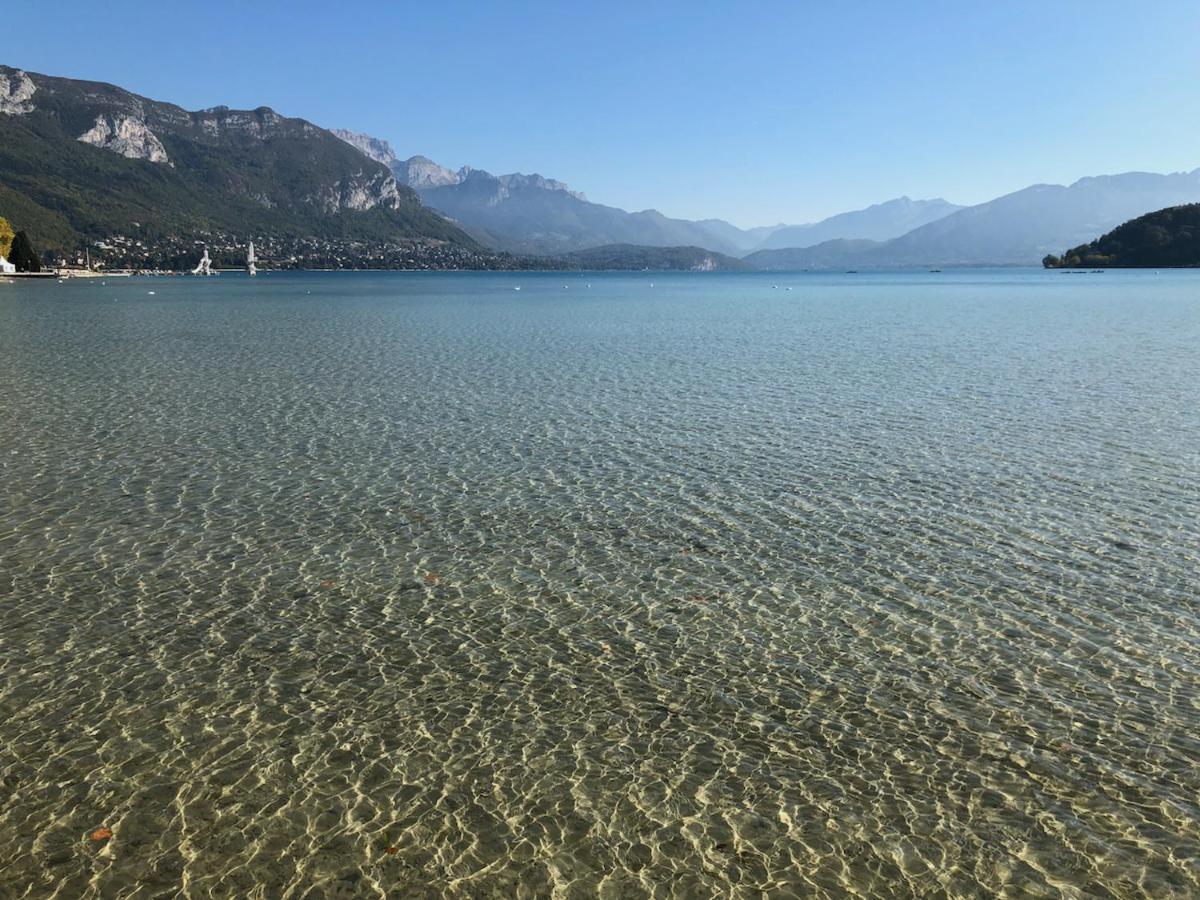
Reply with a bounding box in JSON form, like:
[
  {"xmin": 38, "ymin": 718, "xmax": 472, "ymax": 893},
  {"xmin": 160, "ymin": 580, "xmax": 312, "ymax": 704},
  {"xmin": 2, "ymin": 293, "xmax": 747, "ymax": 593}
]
[{"xmin": 0, "ymin": 269, "xmax": 1197, "ymax": 898}]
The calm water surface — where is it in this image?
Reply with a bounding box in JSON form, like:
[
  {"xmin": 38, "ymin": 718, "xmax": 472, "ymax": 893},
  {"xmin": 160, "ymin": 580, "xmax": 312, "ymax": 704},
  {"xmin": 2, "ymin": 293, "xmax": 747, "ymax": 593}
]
[{"xmin": 1, "ymin": 270, "xmax": 1198, "ymax": 898}]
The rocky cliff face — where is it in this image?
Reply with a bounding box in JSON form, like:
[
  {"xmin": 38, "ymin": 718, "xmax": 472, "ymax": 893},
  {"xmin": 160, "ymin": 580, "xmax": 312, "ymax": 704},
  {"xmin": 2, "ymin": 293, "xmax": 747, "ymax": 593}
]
[
  {"xmin": 313, "ymin": 169, "xmax": 405, "ymax": 214},
  {"xmin": 78, "ymin": 113, "xmax": 171, "ymax": 164},
  {"xmin": 330, "ymin": 129, "xmax": 399, "ymax": 167},
  {"xmin": 0, "ymin": 69, "xmax": 35, "ymax": 115},
  {"xmin": 396, "ymin": 155, "xmax": 464, "ymax": 189},
  {"xmin": 497, "ymin": 172, "xmax": 584, "ymax": 201},
  {"xmin": 332, "ymin": 131, "xmax": 588, "ymax": 200}
]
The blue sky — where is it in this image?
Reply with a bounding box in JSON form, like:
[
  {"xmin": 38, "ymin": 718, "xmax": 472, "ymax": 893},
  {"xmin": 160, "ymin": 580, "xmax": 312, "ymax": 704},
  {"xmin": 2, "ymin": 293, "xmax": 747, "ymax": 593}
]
[{"xmin": 12, "ymin": 1, "xmax": 1200, "ymax": 226}]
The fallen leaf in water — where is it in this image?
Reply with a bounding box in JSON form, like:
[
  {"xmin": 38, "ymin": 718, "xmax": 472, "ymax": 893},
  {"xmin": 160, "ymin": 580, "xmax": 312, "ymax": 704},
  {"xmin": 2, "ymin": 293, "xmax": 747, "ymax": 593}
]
[
  {"xmin": 319, "ymin": 579, "xmax": 336, "ymax": 589},
  {"xmin": 385, "ymin": 846, "xmax": 398, "ymax": 855},
  {"xmin": 423, "ymin": 573, "xmax": 440, "ymax": 584},
  {"xmin": 89, "ymin": 826, "xmax": 113, "ymax": 841}
]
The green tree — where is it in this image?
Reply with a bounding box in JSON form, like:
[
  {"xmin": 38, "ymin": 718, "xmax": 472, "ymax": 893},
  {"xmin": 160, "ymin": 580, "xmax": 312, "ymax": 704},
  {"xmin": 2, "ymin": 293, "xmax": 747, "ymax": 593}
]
[
  {"xmin": 8, "ymin": 230, "xmax": 42, "ymax": 272},
  {"xmin": 0, "ymin": 217, "xmax": 14, "ymax": 260}
]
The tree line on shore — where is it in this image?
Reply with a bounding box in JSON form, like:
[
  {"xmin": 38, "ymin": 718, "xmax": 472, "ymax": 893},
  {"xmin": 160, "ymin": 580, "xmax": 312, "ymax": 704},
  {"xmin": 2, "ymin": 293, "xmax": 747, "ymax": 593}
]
[
  {"xmin": 1043, "ymin": 203, "xmax": 1200, "ymax": 268},
  {"xmin": 0, "ymin": 216, "xmax": 42, "ymax": 272}
]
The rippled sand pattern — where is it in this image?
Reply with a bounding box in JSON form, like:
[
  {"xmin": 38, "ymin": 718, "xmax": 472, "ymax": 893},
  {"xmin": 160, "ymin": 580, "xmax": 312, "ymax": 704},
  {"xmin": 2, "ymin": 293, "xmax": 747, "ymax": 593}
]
[{"xmin": 1, "ymin": 271, "xmax": 1198, "ymax": 898}]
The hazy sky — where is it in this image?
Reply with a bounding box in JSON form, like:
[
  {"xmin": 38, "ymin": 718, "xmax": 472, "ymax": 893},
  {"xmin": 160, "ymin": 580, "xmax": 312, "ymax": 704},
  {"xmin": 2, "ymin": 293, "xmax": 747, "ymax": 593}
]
[{"xmin": 12, "ymin": 1, "xmax": 1200, "ymax": 226}]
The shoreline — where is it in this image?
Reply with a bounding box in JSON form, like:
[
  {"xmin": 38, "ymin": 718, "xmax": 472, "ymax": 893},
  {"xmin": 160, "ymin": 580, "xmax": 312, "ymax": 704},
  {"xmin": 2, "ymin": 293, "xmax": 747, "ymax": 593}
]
[{"xmin": 5, "ymin": 265, "xmax": 1196, "ymax": 283}]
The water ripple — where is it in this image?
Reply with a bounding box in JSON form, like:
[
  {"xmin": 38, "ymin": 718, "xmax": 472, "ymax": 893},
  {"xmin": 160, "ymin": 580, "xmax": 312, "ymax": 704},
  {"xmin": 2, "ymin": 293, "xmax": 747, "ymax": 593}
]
[{"xmin": 1, "ymin": 271, "xmax": 1198, "ymax": 898}]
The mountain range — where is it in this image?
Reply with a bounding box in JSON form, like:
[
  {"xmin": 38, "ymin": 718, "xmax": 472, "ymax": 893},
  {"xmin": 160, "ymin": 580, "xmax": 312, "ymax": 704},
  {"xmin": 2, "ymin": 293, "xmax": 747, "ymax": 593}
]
[
  {"xmin": 746, "ymin": 170, "xmax": 1200, "ymax": 269},
  {"xmin": 4, "ymin": 63, "xmax": 1200, "ymax": 271},
  {"xmin": 334, "ymin": 130, "xmax": 973, "ymax": 258},
  {"xmin": 752, "ymin": 198, "xmax": 964, "ymax": 250},
  {"xmin": 335, "ymin": 129, "xmax": 1200, "ymax": 268},
  {"xmin": 0, "ymin": 65, "xmax": 473, "ymax": 258},
  {"xmin": 333, "ymin": 130, "xmax": 758, "ymax": 255}
]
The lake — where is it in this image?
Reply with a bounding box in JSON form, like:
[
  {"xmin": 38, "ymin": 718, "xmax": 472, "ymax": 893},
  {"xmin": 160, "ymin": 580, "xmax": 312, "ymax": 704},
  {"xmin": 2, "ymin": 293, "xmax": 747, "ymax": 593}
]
[{"xmin": 1, "ymin": 269, "xmax": 1197, "ymax": 897}]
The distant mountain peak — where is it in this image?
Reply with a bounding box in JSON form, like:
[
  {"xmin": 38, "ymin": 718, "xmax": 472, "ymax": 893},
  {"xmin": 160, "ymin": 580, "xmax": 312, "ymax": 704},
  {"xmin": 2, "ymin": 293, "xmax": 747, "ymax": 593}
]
[
  {"xmin": 330, "ymin": 129, "xmax": 399, "ymax": 167},
  {"xmin": 753, "ymin": 197, "xmax": 964, "ymax": 251},
  {"xmin": 400, "ymin": 155, "xmax": 464, "ymax": 189},
  {"xmin": 748, "ymin": 167, "xmax": 1200, "ymax": 268},
  {"xmin": 333, "ymin": 130, "xmax": 590, "ymax": 204}
]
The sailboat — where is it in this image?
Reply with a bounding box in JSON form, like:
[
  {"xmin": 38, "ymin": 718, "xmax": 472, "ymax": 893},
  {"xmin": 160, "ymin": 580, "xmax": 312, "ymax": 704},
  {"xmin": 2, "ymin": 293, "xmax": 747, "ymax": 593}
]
[{"xmin": 246, "ymin": 241, "xmax": 257, "ymax": 277}]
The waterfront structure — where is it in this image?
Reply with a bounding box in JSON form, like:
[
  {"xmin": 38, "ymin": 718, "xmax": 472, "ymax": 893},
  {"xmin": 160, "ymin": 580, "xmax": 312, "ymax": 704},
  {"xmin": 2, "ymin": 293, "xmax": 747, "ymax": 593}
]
[{"xmin": 191, "ymin": 247, "xmax": 213, "ymax": 276}]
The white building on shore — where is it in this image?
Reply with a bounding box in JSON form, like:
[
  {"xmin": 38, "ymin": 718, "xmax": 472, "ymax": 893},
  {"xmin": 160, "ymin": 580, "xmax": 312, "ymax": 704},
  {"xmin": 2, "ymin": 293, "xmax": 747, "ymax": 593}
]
[{"xmin": 0, "ymin": 254, "xmax": 15, "ymax": 274}]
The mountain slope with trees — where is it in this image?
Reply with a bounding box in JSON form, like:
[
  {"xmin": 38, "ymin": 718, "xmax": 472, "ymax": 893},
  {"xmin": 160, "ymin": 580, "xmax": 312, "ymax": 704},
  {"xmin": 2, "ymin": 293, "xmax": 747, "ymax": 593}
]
[
  {"xmin": 554, "ymin": 244, "xmax": 749, "ymax": 271},
  {"xmin": 1043, "ymin": 204, "xmax": 1200, "ymax": 268},
  {"xmin": 0, "ymin": 65, "xmax": 475, "ymax": 258}
]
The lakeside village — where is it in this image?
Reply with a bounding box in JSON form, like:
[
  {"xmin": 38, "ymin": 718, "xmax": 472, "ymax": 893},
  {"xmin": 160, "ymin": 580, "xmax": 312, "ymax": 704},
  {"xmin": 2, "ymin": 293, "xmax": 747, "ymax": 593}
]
[{"xmin": 0, "ymin": 219, "xmax": 548, "ymax": 280}]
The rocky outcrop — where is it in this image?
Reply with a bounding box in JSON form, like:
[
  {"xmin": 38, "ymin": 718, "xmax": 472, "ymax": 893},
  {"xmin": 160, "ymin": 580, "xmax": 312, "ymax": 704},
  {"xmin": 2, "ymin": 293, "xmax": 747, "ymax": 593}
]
[
  {"xmin": 397, "ymin": 155, "xmax": 464, "ymax": 189},
  {"xmin": 497, "ymin": 172, "xmax": 584, "ymax": 200},
  {"xmin": 0, "ymin": 69, "xmax": 36, "ymax": 115},
  {"xmin": 390, "ymin": 157, "xmax": 584, "ymax": 199},
  {"xmin": 78, "ymin": 114, "xmax": 171, "ymax": 164},
  {"xmin": 311, "ymin": 169, "xmax": 405, "ymax": 214},
  {"xmin": 190, "ymin": 106, "xmax": 321, "ymax": 142},
  {"xmin": 331, "ymin": 129, "xmax": 398, "ymax": 167}
]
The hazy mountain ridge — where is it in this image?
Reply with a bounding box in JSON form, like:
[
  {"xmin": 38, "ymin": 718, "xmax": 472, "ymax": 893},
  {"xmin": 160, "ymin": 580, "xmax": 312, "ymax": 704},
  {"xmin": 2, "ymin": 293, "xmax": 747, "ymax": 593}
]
[
  {"xmin": 555, "ymin": 243, "xmax": 749, "ymax": 271},
  {"xmin": 744, "ymin": 239, "xmax": 884, "ymax": 270},
  {"xmin": 747, "ymin": 170, "xmax": 1200, "ymax": 268},
  {"xmin": 756, "ymin": 197, "xmax": 964, "ymax": 250},
  {"xmin": 0, "ymin": 66, "xmax": 475, "ymax": 254},
  {"xmin": 333, "ymin": 130, "xmax": 968, "ymax": 258},
  {"xmin": 335, "ymin": 130, "xmax": 732, "ymax": 255}
]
